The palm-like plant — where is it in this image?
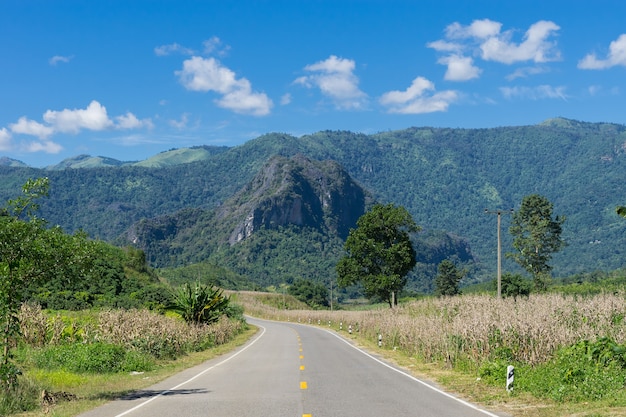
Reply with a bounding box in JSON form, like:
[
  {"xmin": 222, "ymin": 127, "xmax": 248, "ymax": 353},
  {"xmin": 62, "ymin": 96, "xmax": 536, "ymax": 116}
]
[{"xmin": 168, "ymin": 283, "xmax": 230, "ymax": 324}]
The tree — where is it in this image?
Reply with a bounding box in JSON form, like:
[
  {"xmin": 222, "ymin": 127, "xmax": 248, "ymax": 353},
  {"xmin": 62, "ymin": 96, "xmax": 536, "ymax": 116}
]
[
  {"xmin": 288, "ymin": 279, "xmax": 329, "ymax": 308},
  {"xmin": 434, "ymin": 259, "xmax": 463, "ymax": 297},
  {"xmin": 0, "ymin": 178, "xmax": 90, "ymax": 389},
  {"xmin": 507, "ymin": 194, "xmax": 565, "ymax": 291},
  {"xmin": 498, "ymin": 273, "xmax": 532, "ymax": 300},
  {"xmin": 336, "ymin": 203, "xmax": 419, "ymax": 307}
]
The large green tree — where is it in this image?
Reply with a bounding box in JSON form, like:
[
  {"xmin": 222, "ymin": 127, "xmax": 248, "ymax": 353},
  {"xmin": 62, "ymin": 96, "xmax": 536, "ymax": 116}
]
[
  {"xmin": 336, "ymin": 203, "xmax": 419, "ymax": 307},
  {"xmin": 507, "ymin": 194, "xmax": 565, "ymax": 291},
  {"xmin": 0, "ymin": 178, "xmax": 91, "ymax": 388},
  {"xmin": 434, "ymin": 259, "xmax": 463, "ymax": 297}
]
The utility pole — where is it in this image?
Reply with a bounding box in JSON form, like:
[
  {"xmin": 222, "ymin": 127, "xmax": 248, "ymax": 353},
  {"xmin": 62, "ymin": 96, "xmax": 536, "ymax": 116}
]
[{"xmin": 484, "ymin": 209, "xmax": 514, "ymax": 299}]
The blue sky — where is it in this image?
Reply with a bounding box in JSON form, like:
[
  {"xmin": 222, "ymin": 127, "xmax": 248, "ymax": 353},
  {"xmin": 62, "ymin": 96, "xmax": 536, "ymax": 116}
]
[{"xmin": 2, "ymin": 0, "xmax": 626, "ymax": 167}]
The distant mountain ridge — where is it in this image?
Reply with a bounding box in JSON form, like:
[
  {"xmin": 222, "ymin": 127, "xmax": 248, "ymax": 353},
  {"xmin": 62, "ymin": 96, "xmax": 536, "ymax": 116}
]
[
  {"xmin": 41, "ymin": 145, "xmax": 229, "ymax": 170},
  {"xmin": 1, "ymin": 117, "xmax": 626, "ymax": 283},
  {"xmin": 0, "ymin": 156, "xmax": 28, "ymax": 167}
]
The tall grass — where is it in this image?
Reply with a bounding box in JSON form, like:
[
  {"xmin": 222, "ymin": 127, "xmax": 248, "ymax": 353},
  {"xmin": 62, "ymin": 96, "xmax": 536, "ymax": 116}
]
[
  {"xmin": 239, "ymin": 292, "xmax": 626, "ymax": 368},
  {"xmin": 19, "ymin": 304, "xmax": 244, "ymax": 359},
  {"xmin": 3, "ymin": 304, "xmax": 246, "ymax": 415}
]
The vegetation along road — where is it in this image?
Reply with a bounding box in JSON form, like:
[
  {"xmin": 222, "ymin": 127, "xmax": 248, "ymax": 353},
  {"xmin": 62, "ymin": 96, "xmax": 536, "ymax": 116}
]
[{"xmin": 76, "ymin": 318, "xmax": 501, "ymax": 417}]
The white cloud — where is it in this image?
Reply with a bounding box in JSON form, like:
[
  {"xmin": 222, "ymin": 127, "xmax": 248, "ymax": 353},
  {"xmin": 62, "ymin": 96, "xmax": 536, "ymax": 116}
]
[
  {"xmin": 280, "ymin": 93, "xmax": 292, "ymax": 105},
  {"xmin": 380, "ymin": 76, "xmax": 459, "ymax": 114},
  {"xmin": 480, "ymin": 20, "xmax": 561, "ymax": 64},
  {"xmin": 49, "ymin": 55, "xmax": 73, "ymax": 66},
  {"xmin": 202, "ymin": 36, "xmax": 230, "ymax": 56},
  {"xmin": 217, "ymin": 86, "xmax": 273, "ymax": 116},
  {"xmin": 295, "ymin": 55, "xmax": 367, "ymax": 110},
  {"xmin": 155, "ymin": 37, "xmax": 229, "ymax": 58},
  {"xmin": 588, "ymin": 85, "xmax": 601, "ymax": 96},
  {"xmin": 116, "ymin": 112, "xmax": 153, "ymax": 130},
  {"xmin": 176, "ymin": 56, "xmax": 272, "ymax": 116},
  {"xmin": 169, "ymin": 113, "xmax": 190, "ymax": 129},
  {"xmin": 24, "ymin": 139, "xmax": 62, "ymax": 154},
  {"xmin": 578, "ymin": 34, "xmax": 626, "ymax": 69},
  {"xmin": 445, "ymin": 19, "xmax": 502, "ymax": 40},
  {"xmin": 9, "ymin": 117, "xmax": 54, "ymax": 139},
  {"xmin": 5, "ymin": 101, "xmax": 151, "ymax": 153},
  {"xmin": 505, "ymin": 66, "xmax": 549, "ymax": 80},
  {"xmin": 426, "ymin": 40, "xmax": 463, "ymax": 53},
  {"xmin": 43, "ymin": 101, "xmax": 113, "ymax": 133},
  {"xmin": 500, "ymin": 85, "xmax": 567, "ymax": 100},
  {"xmin": 154, "ymin": 43, "xmax": 195, "ymax": 56},
  {"xmin": 0, "ymin": 128, "xmax": 12, "ymax": 151},
  {"xmin": 177, "ymin": 56, "xmax": 239, "ymax": 93},
  {"xmin": 429, "ymin": 19, "xmax": 561, "ymax": 81},
  {"xmin": 438, "ymin": 55, "xmax": 481, "ymax": 81}
]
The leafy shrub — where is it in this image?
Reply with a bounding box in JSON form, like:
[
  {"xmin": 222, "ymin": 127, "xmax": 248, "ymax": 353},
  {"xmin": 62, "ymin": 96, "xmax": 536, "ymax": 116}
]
[
  {"xmin": 168, "ymin": 283, "xmax": 230, "ymax": 324},
  {"xmin": 549, "ymin": 338, "xmax": 626, "ymax": 401},
  {"xmin": 34, "ymin": 343, "xmax": 154, "ymax": 373},
  {"xmin": 478, "ymin": 359, "xmax": 510, "ymax": 385},
  {"xmin": 0, "ymin": 376, "xmax": 42, "ymax": 415},
  {"xmin": 501, "ymin": 337, "xmax": 626, "ymax": 402},
  {"xmin": 223, "ymin": 302, "xmax": 245, "ymax": 322}
]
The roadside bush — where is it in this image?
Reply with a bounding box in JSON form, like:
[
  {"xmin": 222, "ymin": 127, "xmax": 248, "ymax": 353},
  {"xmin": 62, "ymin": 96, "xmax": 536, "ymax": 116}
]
[
  {"xmin": 519, "ymin": 337, "xmax": 626, "ymax": 402},
  {"xmin": 0, "ymin": 376, "xmax": 42, "ymax": 416},
  {"xmin": 168, "ymin": 283, "xmax": 230, "ymax": 324},
  {"xmin": 478, "ymin": 337, "xmax": 626, "ymax": 402},
  {"xmin": 223, "ymin": 302, "xmax": 245, "ymax": 322},
  {"xmin": 33, "ymin": 342, "xmax": 154, "ymax": 373}
]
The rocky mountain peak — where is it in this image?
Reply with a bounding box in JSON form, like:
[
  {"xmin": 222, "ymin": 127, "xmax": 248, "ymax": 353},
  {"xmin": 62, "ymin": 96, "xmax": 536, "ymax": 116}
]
[{"xmin": 219, "ymin": 154, "xmax": 370, "ymax": 245}]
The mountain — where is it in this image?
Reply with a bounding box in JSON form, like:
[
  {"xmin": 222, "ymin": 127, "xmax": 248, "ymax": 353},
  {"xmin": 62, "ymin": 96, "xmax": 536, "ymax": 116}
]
[
  {"xmin": 124, "ymin": 155, "xmax": 370, "ymax": 284},
  {"xmin": 217, "ymin": 154, "xmax": 369, "ymax": 243},
  {"xmin": 133, "ymin": 146, "xmax": 228, "ymax": 168},
  {"xmin": 124, "ymin": 154, "xmax": 472, "ymax": 290},
  {"xmin": 46, "ymin": 154, "xmax": 129, "ymax": 170},
  {"xmin": 1, "ymin": 118, "xmax": 626, "ymax": 282},
  {"xmin": 44, "ymin": 146, "xmax": 229, "ymax": 170},
  {"xmin": 0, "ymin": 157, "xmax": 28, "ymax": 167}
]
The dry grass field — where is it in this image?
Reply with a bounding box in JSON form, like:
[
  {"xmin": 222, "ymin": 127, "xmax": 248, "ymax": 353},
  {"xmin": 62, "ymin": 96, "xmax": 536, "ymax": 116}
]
[
  {"xmin": 236, "ymin": 291, "xmax": 626, "ymax": 417},
  {"xmin": 237, "ymin": 292, "xmax": 626, "ymax": 366}
]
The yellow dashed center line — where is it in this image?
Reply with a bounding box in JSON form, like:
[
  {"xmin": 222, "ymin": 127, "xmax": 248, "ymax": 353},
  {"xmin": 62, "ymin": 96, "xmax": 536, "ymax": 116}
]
[{"xmin": 295, "ymin": 330, "xmax": 312, "ymax": 416}]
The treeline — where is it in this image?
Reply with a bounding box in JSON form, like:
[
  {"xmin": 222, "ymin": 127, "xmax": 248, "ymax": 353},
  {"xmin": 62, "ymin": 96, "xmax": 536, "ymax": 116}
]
[
  {"xmin": 22, "ymin": 243, "xmax": 168, "ymax": 311},
  {"xmin": 2, "ymin": 119, "xmax": 626, "ymax": 280}
]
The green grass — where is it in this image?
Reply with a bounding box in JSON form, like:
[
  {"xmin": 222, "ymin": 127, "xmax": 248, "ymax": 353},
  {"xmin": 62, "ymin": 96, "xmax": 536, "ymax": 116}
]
[
  {"xmin": 7, "ymin": 326, "xmax": 258, "ymax": 417},
  {"xmin": 32, "ymin": 343, "xmax": 155, "ymax": 373}
]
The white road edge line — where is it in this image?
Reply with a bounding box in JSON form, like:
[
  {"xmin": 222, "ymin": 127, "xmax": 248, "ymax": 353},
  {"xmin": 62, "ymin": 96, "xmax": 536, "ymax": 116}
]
[
  {"xmin": 321, "ymin": 327, "xmax": 501, "ymax": 417},
  {"xmin": 113, "ymin": 324, "xmax": 267, "ymax": 417}
]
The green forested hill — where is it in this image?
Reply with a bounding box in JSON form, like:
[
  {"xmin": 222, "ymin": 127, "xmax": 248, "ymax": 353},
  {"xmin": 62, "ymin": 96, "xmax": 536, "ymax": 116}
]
[{"xmin": 1, "ymin": 118, "xmax": 625, "ymax": 280}]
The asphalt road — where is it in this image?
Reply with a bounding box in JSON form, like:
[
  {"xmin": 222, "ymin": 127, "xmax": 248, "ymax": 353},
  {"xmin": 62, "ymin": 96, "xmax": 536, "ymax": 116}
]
[{"xmin": 78, "ymin": 318, "xmax": 504, "ymax": 417}]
